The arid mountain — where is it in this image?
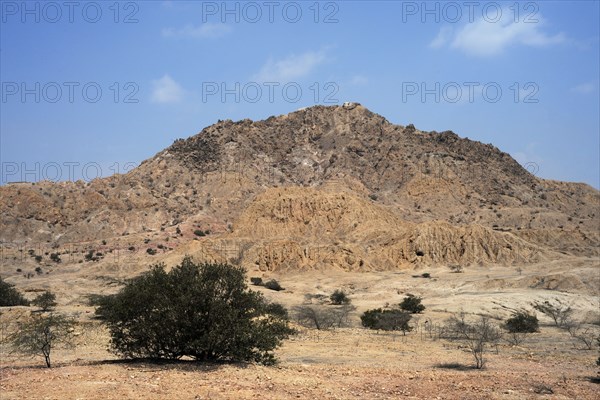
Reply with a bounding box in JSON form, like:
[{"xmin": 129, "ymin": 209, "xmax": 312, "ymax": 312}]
[{"xmin": 1, "ymin": 104, "xmax": 598, "ymax": 270}]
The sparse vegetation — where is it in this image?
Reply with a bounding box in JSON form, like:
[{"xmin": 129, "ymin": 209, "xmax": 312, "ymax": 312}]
[
  {"xmin": 0, "ymin": 277, "xmax": 30, "ymax": 307},
  {"xmin": 567, "ymin": 323, "xmax": 599, "ymax": 350},
  {"xmin": 449, "ymin": 265, "xmax": 463, "ymax": 273},
  {"xmin": 193, "ymin": 229, "xmax": 206, "ymax": 237},
  {"xmin": 532, "ymin": 299, "xmax": 574, "ymax": 328},
  {"xmin": 295, "ymin": 304, "xmax": 354, "ymax": 330},
  {"xmin": 442, "ymin": 313, "xmax": 502, "ymax": 369},
  {"xmin": 95, "ymin": 257, "xmax": 293, "ymax": 364}
]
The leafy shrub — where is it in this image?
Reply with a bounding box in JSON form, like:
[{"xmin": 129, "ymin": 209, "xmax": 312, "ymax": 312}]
[
  {"xmin": 399, "ymin": 294, "xmax": 425, "ymax": 314},
  {"xmin": 503, "ymin": 311, "xmax": 539, "ymax": 346},
  {"xmin": 250, "ymin": 277, "xmax": 263, "ymax": 286},
  {"xmin": 264, "ymin": 279, "xmax": 284, "ymax": 291},
  {"xmin": 194, "ymin": 230, "xmax": 206, "ymax": 237},
  {"xmin": 0, "ymin": 277, "xmax": 30, "ymax": 306},
  {"xmin": 361, "ymin": 308, "xmax": 412, "ymax": 334},
  {"xmin": 34, "ymin": 255, "xmax": 42, "ymax": 263},
  {"xmin": 504, "ymin": 311, "xmax": 539, "ymax": 333},
  {"xmin": 146, "ymin": 248, "xmax": 157, "ymax": 255},
  {"xmin": 95, "ymin": 257, "xmax": 293, "ymax": 364},
  {"xmin": 32, "ymin": 291, "xmax": 57, "ymax": 312},
  {"xmin": 421, "ymin": 272, "xmax": 431, "ymax": 278},
  {"xmin": 35, "ymin": 267, "xmax": 43, "ymax": 274},
  {"xmin": 50, "ymin": 253, "xmax": 61, "ymax": 263}
]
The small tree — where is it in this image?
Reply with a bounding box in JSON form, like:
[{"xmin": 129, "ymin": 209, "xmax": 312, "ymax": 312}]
[
  {"xmin": 503, "ymin": 311, "xmax": 538, "ymax": 346},
  {"xmin": 330, "ymin": 289, "xmax": 350, "ymax": 305},
  {"xmin": 7, "ymin": 313, "xmax": 75, "ymax": 368},
  {"xmin": 32, "ymin": 291, "xmax": 57, "ymax": 312},
  {"xmin": 532, "ymin": 299, "xmax": 573, "ymax": 328},
  {"xmin": 0, "ymin": 277, "xmax": 30, "ymax": 307},
  {"xmin": 399, "ymin": 294, "xmax": 425, "ymax": 314},
  {"xmin": 443, "ymin": 313, "xmax": 502, "ymax": 369},
  {"xmin": 567, "ymin": 323, "xmax": 598, "ymax": 350}
]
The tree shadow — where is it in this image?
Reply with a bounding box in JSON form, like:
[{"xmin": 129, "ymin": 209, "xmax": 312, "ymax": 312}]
[
  {"xmin": 433, "ymin": 362, "xmax": 475, "ymax": 371},
  {"xmin": 83, "ymin": 358, "xmax": 253, "ymax": 373}
]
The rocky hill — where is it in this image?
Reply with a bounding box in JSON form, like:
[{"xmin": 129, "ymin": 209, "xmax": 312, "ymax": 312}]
[{"xmin": 1, "ymin": 104, "xmax": 598, "ymax": 271}]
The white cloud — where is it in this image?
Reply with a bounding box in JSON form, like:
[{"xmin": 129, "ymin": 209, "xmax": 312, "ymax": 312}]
[
  {"xmin": 429, "ymin": 25, "xmax": 453, "ymax": 49},
  {"xmin": 162, "ymin": 23, "xmax": 232, "ymax": 39},
  {"xmin": 430, "ymin": 10, "xmax": 566, "ymax": 57},
  {"xmin": 571, "ymin": 81, "xmax": 596, "ymax": 94},
  {"xmin": 253, "ymin": 50, "xmax": 327, "ymax": 82},
  {"xmin": 151, "ymin": 74, "xmax": 184, "ymax": 104}
]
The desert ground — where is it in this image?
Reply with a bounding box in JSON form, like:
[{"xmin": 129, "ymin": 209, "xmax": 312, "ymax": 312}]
[{"xmin": 1, "ymin": 255, "xmax": 599, "ymax": 399}]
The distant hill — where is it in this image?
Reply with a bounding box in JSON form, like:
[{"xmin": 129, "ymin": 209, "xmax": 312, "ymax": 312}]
[{"xmin": 1, "ymin": 104, "xmax": 597, "ymax": 270}]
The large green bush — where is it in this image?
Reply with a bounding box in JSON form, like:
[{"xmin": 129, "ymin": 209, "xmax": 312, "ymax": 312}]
[
  {"xmin": 95, "ymin": 256, "xmax": 294, "ymax": 365},
  {"xmin": 0, "ymin": 277, "xmax": 29, "ymax": 307},
  {"xmin": 361, "ymin": 308, "xmax": 412, "ymax": 334}
]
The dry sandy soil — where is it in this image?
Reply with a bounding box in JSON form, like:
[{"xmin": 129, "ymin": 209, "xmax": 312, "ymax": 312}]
[{"xmin": 1, "ymin": 256, "xmax": 599, "ymax": 399}]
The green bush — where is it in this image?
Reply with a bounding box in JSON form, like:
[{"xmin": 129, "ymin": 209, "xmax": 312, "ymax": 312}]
[
  {"xmin": 330, "ymin": 289, "xmax": 350, "ymax": 305},
  {"xmin": 0, "ymin": 277, "xmax": 30, "ymax": 306},
  {"xmin": 250, "ymin": 277, "xmax": 263, "ymax": 286},
  {"xmin": 399, "ymin": 294, "xmax": 425, "ymax": 314},
  {"xmin": 504, "ymin": 311, "xmax": 539, "ymax": 333},
  {"xmin": 264, "ymin": 279, "xmax": 284, "ymax": 291},
  {"xmin": 194, "ymin": 230, "xmax": 206, "ymax": 237},
  {"xmin": 361, "ymin": 308, "xmax": 412, "ymax": 334},
  {"xmin": 95, "ymin": 256, "xmax": 294, "ymax": 364}
]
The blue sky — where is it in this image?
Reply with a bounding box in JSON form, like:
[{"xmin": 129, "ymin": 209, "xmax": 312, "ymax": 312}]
[{"xmin": 1, "ymin": 1, "xmax": 598, "ymax": 187}]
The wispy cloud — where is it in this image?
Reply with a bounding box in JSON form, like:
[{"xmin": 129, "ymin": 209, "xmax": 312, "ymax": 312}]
[
  {"xmin": 162, "ymin": 23, "xmax": 232, "ymax": 39},
  {"xmin": 253, "ymin": 50, "xmax": 327, "ymax": 82},
  {"xmin": 151, "ymin": 74, "xmax": 184, "ymax": 104},
  {"xmin": 430, "ymin": 10, "xmax": 566, "ymax": 57},
  {"xmin": 571, "ymin": 81, "xmax": 596, "ymax": 94}
]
